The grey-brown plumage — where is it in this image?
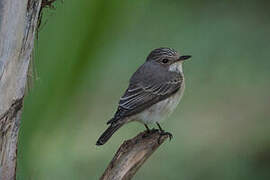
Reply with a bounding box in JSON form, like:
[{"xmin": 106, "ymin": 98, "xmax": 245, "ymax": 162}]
[{"xmin": 96, "ymin": 48, "xmax": 191, "ymax": 146}]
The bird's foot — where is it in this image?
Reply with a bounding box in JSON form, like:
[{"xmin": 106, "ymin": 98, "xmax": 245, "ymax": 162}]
[
  {"xmin": 151, "ymin": 128, "xmax": 159, "ymax": 133},
  {"xmin": 142, "ymin": 128, "xmax": 158, "ymax": 138},
  {"xmin": 158, "ymin": 130, "xmax": 173, "ymax": 144}
]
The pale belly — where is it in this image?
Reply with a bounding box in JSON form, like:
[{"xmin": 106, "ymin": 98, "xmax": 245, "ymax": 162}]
[{"xmin": 132, "ymin": 82, "xmax": 185, "ymax": 124}]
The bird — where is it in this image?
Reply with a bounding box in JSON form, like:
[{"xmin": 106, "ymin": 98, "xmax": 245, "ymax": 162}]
[{"xmin": 96, "ymin": 47, "xmax": 191, "ymax": 146}]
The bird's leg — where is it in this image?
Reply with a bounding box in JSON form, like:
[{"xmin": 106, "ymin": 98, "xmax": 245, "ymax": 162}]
[
  {"xmin": 156, "ymin": 122, "xmax": 173, "ymax": 143},
  {"xmin": 142, "ymin": 124, "xmax": 159, "ymax": 138},
  {"xmin": 156, "ymin": 123, "xmax": 164, "ymax": 132},
  {"xmin": 144, "ymin": 124, "xmax": 150, "ymax": 133},
  {"xmin": 142, "ymin": 124, "xmax": 152, "ymax": 138}
]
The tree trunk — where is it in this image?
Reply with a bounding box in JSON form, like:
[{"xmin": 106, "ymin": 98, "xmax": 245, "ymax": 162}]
[{"xmin": 0, "ymin": 0, "xmax": 42, "ymax": 179}]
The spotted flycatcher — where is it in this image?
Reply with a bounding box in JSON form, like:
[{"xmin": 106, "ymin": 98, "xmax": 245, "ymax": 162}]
[{"xmin": 96, "ymin": 47, "xmax": 191, "ymax": 145}]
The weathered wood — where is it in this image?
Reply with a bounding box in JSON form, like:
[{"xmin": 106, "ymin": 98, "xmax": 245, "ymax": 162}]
[
  {"xmin": 100, "ymin": 130, "xmax": 169, "ymax": 180},
  {"xmin": 0, "ymin": 0, "xmax": 42, "ymax": 179}
]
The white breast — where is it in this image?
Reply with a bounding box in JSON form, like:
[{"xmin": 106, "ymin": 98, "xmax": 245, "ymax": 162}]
[{"xmin": 133, "ymin": 81, "xmax": 185, "ymax": 124}]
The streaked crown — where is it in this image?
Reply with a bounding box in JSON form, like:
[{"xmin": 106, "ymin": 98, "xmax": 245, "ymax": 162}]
[{"xmin": 146, "ymin": 47, "xmax": 178, "ymax": 61}]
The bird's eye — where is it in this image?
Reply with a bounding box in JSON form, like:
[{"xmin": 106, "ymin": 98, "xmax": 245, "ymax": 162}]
[{"xmin": 162, "ymin": 59, "xmax": 169, "ymax": 63}]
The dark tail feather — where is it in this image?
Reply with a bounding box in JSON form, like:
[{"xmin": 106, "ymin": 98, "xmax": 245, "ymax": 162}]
[{"xmin": 96, "ymin": 123, "xmax": 123, "ymax": 146}]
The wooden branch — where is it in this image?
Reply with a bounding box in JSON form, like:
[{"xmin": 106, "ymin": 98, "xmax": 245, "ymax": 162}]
[
  {"xmin": 100, "ymin": 130, "xmax": 169, "ymax": 180},
  {"xmin": 0, "ymin": 0, "xmax": 43, "ymax": 179}
]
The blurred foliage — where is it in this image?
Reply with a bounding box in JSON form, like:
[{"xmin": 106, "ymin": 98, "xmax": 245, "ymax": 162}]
[{"xmin": 17, "ymin": 0, "xmax": 270, "ymax": 179}]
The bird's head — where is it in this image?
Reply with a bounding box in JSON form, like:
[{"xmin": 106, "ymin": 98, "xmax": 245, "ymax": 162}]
[{"xmin": 146, "ymin": 47, "xmax": 191, "ymax": 72}]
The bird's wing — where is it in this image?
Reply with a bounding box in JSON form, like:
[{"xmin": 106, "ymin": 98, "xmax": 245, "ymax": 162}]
[{"xmin": 107, "ymin": 66, "xmax": 183, "ymax": 124}]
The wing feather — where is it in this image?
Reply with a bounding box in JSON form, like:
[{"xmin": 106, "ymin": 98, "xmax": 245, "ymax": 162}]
[{"xmin": 108, "ymin": 62, "xmax": 183, "ymax": 124}]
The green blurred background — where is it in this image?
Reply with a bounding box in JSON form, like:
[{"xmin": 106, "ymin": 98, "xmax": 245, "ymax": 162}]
[{"xmin": 17, "ymin": 0, "xmax": 270, "ymax": 179}]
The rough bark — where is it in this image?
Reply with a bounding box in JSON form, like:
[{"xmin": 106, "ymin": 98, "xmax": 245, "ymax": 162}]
[
  {"xmin": 100, "ymin": 130, "xmax": 169, "ymax": 180},
  {"xmin": 0, "ymin": 0, "xmax": 42, "ymax": 179}
]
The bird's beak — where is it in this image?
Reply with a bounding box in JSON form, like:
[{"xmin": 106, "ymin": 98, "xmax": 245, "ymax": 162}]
[{"xmin": 177, "ymin": 55, "xmax": 192, "ymax": 62}]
